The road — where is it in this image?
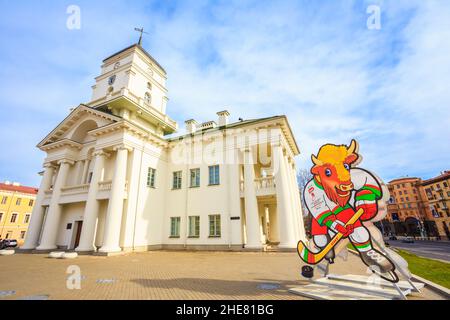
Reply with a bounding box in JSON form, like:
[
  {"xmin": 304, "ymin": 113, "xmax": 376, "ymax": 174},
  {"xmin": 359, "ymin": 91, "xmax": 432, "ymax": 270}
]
[{"xmin": 386, "ymin": 239, "xmax": 450, "ymax": 262}]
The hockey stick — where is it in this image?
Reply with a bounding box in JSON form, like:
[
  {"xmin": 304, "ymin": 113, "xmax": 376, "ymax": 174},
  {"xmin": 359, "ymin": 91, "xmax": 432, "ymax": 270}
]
[{"xmin": 297, "ymin": 208, "xmax": 364, "ymax": 264}]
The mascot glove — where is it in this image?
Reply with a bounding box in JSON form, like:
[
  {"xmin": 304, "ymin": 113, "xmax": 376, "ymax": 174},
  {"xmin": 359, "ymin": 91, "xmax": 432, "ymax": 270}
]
[
  {"xmin": 330, "ymin": 220, "xmax": 354, "ymax": 237},
  {"xmin": 356, "ymin": 200, "xmax": 378, "ymax": 221}
]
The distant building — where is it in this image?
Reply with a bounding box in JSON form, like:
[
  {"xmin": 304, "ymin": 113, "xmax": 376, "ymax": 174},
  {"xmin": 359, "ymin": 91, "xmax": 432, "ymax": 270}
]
[
  {"xmin": 421, "ymin": 171, "xmax": 450, "ymax": 239},
  {"xmin": 385, "ymin": 172, "xmax": 450, "ymax": 239},
  {"xmin": 0, "ymin": 181, "xmax": 38, "ymax": 244}
]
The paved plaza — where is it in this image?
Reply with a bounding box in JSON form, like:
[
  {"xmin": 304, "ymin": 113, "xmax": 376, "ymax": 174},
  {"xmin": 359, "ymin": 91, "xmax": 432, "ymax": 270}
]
[{"xmin": 0, "ymin": 251, "xmax": 445, "ymax": 300}]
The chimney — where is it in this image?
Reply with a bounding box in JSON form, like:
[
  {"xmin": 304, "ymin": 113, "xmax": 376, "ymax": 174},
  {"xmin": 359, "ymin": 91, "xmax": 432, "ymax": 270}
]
[
  {"xmin": 217, "ymin": 110, "xmax": 230, "ymax": 127},
  {"xmin": 185, "ymin": 119, "xmax": 198, "ymax": 134}
]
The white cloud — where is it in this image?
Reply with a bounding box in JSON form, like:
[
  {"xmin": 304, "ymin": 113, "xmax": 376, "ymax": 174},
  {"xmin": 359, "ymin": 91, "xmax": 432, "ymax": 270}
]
[{"xmin": 0, "ymin": 0, "xmax": 449, "ymax": 186}]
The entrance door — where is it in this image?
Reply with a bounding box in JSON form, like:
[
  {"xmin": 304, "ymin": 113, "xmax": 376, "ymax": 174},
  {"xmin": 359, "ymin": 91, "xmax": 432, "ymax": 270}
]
[{"xmin": 74, "ymin": 221, "xmax": 83, "ymax": 248}]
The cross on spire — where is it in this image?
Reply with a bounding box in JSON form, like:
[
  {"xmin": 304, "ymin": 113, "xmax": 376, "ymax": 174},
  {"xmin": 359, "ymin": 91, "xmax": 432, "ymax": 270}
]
[{"xmin": 134, "ymin": 27, "xmax": 149, "ymax": 45}]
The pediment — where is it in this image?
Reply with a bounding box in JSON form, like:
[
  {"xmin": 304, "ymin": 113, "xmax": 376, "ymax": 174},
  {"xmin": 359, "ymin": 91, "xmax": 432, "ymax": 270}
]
[{"xmin": 38, "ymin": 104, "xmax": 122, "ymax": 148}]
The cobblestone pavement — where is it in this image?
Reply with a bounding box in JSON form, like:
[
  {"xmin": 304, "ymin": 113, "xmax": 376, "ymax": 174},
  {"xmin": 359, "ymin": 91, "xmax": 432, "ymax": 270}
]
[{"xmin": 0, "ymin": 251, "xmax": 444, "ymax": 300}]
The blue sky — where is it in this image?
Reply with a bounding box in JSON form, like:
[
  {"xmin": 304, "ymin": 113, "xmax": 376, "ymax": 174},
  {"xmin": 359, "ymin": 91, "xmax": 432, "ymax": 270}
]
[{"xmin": 0, "ymin": 0, "xmax": 449, "ymax": 187}]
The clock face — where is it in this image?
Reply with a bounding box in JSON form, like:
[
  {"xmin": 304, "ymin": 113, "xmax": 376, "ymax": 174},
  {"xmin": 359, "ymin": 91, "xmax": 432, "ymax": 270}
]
[
  {"xmin": 108, "ymin": 75, "xmax": 116, "ymax": 85},
  {"xmin": 114, "ymin": 62, "xmax": 120, "ymax": 69}
]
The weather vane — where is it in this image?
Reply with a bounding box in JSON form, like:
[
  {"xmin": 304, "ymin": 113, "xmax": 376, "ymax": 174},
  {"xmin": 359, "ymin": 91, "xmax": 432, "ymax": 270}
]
[{"xmin": 134, "ymin": 27, "xmax": 149, "ymax": 45}]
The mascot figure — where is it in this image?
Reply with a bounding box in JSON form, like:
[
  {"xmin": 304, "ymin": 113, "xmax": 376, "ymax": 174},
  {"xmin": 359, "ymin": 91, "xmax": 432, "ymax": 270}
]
[{"xmin": 297, "ymin": 140, "xmax": 399, "ymax": 283}]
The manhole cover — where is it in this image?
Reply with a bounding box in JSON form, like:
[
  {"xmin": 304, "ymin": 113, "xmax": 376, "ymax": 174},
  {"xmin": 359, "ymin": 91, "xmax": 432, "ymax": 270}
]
[
  {"xmin": 0, "ymin": 290, "xmax": 15, "ymax": 297},
  {"xmin": 96, "ymin": 279, "xmax": 116, "ymax": 284},
  {"xmin": 257, "ymin": 283, "xmax": 281, "ymax": 290},
  {"xmin": 19, "ymin": 295, "xmax": 49, "ymax": 300}
]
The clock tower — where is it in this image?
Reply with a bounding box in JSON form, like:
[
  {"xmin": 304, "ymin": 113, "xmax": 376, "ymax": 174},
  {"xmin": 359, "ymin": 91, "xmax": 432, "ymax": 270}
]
[{"xmin": 88, "ymin": 43, "xmax": 177, "ymax": 136}]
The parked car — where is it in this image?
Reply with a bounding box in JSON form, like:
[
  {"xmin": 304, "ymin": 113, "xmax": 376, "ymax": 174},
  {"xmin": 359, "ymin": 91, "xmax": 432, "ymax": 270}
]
[
  {"xmin": 389, "ymin": 235, "xmax": 398, "ymax": 240},
  {"xmin": 0, "ymin": 239, "xmax": 18, "ymax": 249},
  {"xmin": 402, "ymin": 236, "xmax": 415, "ymax": 243}
]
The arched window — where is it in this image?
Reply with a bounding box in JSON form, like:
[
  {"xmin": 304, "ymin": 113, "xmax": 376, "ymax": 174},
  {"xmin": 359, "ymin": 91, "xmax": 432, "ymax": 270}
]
[{"xmin": 144, "ymin": 92, "xmax": 151, "ymax": 105}]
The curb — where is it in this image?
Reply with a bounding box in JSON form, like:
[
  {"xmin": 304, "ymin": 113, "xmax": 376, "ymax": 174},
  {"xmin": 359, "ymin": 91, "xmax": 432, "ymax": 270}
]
[
  {"xmin": 348, "ymin": 248, "xmax": 449, "ymax": 299},
  {"xmin": 410, "ymin": 274, "xmax": 450, "ymax": 299}
]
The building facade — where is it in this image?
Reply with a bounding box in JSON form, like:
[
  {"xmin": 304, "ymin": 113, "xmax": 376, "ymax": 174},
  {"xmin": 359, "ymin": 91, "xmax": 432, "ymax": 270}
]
[
  {"xmin": 0, "ymin": 182, "xmax": 38, "ymax": 245},
  {"xmin": 421, "ymin": 171, "xmax": 450, "ymax": 239},
  {"xmin": 384, "ymin": 173, "xmax": 450, "ymax": 239},
  {"xmin": 22, "ymin": 43, "xmax": 306, "ymax": 255}
]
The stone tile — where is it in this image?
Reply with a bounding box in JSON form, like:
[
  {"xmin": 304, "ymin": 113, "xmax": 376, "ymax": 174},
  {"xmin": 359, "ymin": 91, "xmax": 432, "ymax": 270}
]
[{"xmin": 0, "ymin": 251, "xmax": 444, "ymax": 300}]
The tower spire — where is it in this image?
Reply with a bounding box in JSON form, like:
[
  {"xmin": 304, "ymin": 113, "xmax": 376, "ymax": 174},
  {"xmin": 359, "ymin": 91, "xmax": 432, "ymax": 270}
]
[{"xmin": 134, "ymin": 27, "xmax": 148, "ymax": 45}]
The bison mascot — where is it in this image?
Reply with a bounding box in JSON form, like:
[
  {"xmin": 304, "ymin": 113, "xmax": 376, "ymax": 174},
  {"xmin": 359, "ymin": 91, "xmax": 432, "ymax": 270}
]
[{"xmin": 298, "ymin": 140, "xmax": 399, "ymax": 282}]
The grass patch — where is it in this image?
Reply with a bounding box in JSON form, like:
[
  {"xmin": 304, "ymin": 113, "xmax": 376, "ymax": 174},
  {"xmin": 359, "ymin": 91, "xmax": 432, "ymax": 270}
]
[
  {"xmin": 347, "ymin": 243, "xmax": 450, "ymax": 289},
  {"xmin": 395, "ymin": 249, "xmax": 450, "ymax": 289}
]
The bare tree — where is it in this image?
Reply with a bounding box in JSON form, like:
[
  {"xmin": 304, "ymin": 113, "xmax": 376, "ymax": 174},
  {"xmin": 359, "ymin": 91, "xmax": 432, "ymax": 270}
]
[{"xmin": 297, "ymin": 168, "xmax": 313, "ymax": 237}]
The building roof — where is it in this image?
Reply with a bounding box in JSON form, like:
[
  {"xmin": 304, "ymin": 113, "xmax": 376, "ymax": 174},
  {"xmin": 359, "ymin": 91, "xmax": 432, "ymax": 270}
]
[
  {"xmin": 168, "ymin": 115, "xmax": 280, "ymax": 141},
  {"xmin": 167, "ymin": 115, "xmax": 300, "ymax": 155},
  {"xmin": 388, "ymin": 177, "xmax": 421, "ymax": 184},
  {"xmin": 103, "ymin": 43, "xmax": 166, "ymax": 74},
  {"xmin": 421, "ymin": 171, "xmax": 450, "ymax": 186},
  {"xmin": 0, "ymin": 183, "xmax": 38, "ymax": 195}
]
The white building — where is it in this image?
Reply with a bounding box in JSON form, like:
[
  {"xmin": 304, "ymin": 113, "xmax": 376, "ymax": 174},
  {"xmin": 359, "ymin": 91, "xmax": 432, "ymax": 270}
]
[{"xmin": 22, "ymin": 43, "xmax": 306, "ymax": 255}]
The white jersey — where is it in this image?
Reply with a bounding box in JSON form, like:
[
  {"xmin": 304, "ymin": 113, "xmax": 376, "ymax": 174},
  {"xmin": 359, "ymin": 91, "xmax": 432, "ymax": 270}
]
[{"xmin": 303, "ymin": 168, "xmax": 381, "ymax": 225}]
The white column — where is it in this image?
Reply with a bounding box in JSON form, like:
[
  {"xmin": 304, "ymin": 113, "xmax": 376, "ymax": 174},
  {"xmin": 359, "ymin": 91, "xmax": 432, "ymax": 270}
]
[
  {"xmin": 268, "ymin": 204, "xmax": 279, "ymax": 242},
  {"xmin": 284, "ymin": 156, "xmax": 300, "ymax": 241},
  {"xmin": 243, "ymin": 148, "xmax": 262, "ymax": 249},
  {"xmin": 99, "ymin": 146, "xmax": 129, "ymax": 253},
  {"xmin": 76, "ymin": 150, "xmax": 107, "ymax": 252},
  {"xmin": 73, "ymin": 161, "xmax": 83, "ymax": 185},
  {"xmin": 228, "ymin": 163, "xmax": 242, "ymax": 245},
  {"xmin": 36, "ymin": 159, "xmax": 73, "ymax": 251},
  {"xmin": 21, "ymin": 163, "xmax": 55, "ymax": 250},
  {"xmin": 81, "ymin": 159, "xmax": 90, "ymax": 184},
  {"xmin": 273, "ymin": 143, "xmax": 296, "ymax": 248}
]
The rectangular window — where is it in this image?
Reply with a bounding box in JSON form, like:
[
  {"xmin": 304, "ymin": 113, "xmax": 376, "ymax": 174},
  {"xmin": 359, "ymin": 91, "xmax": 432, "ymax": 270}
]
[
  {"xmin": 209, "ymin": 214, "xmax": 221, "ymax": 237},
  {"xmin": 16, "ymin": 198, "xmax": 21, "ymax": 206},
  {"xmin": 10, "ymin": 213, "xmax": 18, "ymax": 223},
  {"xmin": 170, "ymin": 217, "xmax": 180, "ymax": 237},
  {"xmin": 172, "ymin": 171, "xmax": 182, "ymax": 189},
  {"xmin": 188, "ymin": 216, "xmax": 200, "ymax": 237},
  {"xmin": 24, "ymin": 214, "xmax": 30, "ymax": 224},
  {"xmin": 20, "ymin": 231, "xmax": 26, "ymax": 239},
  {"xmin": 147, "ymin": 168, "xmax": 156, "ymax": 188},
  {"xmin": 1, "ymin": 196, "xmax": 7, "ymax": 205},
  {"xmin": 208, "ymin": 165, "xmax": 220, "ymax": 185},
  {"xmin": 190, "ymin": 168, "xmax": 200, "ymax": 187},
  {"xmin": 28, "ymin": 199, "xmax": 34, "ymax": 206},
  {"xmin": 0, "ymin": 212, "xmax": 3, "ymax": 221},
  {"xmin": 5, "ymin": 232, "xmax": 11, "ymax": 239},
  {"xmin": 87, "ymin": 172, "xmax": 93, "ymax": 183}
]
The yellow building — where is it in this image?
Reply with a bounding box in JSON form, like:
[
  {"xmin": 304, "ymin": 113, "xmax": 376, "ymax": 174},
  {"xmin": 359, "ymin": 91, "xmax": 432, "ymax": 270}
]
[
  {"xmin": 0, "ymin": 182, "xmax": 38, "ymax": 245},
  {"xmin": 421, "ymin": 171, "xmax": 450, "ymax": 239}
]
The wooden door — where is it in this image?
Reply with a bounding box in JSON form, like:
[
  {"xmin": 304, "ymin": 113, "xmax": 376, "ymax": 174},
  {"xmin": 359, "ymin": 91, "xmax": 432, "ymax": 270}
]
[{"xmin": 74, "ymin": 221, "xmax": 83, "ymax": 248}]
